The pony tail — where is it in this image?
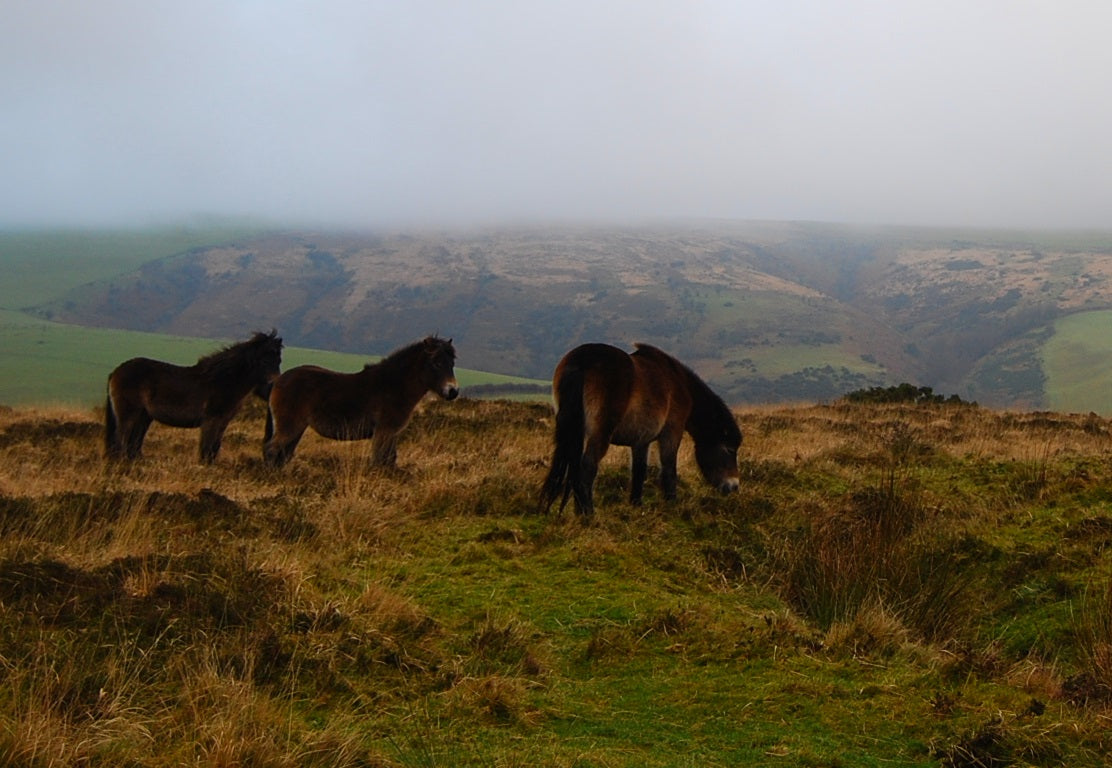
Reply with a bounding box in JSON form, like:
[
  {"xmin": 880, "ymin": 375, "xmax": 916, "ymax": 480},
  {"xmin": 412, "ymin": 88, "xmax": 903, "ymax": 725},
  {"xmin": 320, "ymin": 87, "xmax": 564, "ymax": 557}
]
[
  {"xmin": 104, "ymin": 391, "xmax": 119, "ymax": 458},
  {"xmin": 263, "ymin": 401, "xmax": 275, "ymax": 445},
  {"xmin": 539, "ymin": 366, "xmax": 586, "ymax": 514}
]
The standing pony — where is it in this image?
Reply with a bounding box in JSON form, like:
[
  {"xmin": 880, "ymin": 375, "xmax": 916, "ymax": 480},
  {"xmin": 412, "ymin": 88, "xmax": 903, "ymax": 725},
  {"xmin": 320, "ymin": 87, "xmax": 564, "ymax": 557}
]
[
  {"xmin": 263, "ymin": 336, "xmax": 459, "ymax": 468},
  {"xmin": 105, "ymin": 330, "xmax": 283, "ymax": 463},
  {"xmin": 539, "ymin": 342, "xmax": 741, "ymax": 517}
]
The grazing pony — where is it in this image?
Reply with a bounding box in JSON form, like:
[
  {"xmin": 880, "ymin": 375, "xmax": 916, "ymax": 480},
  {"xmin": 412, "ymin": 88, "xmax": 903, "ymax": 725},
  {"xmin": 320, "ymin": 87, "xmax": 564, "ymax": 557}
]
[
  {"xmin": 263, "ymin": 335, "xmax": 459, "ymax": 467},
  {"xmin": 105, "ymin": 330, "xmax": 283, "ymax": 463},
  {"xmin": 539, "ymin": 342, "xmax": 741, "ymax": 517}
]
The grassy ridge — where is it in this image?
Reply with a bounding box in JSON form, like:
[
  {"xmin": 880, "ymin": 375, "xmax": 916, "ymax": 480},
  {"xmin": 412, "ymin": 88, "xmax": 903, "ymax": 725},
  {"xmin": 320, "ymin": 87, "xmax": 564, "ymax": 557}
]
[{"xmin": 0, "ymin": 398, "xmax": 1110, "ymax": 765}]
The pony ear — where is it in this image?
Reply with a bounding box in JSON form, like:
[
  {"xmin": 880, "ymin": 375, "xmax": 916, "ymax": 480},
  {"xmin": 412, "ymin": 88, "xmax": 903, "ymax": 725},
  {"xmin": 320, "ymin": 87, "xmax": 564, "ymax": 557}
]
[
  {"xmin": 256, "ymin": 329, "xmax": 282, "ymax": 346},
  {"xmin": 422, "ymin": 335, "xmax": 453, "ymax": 357}
]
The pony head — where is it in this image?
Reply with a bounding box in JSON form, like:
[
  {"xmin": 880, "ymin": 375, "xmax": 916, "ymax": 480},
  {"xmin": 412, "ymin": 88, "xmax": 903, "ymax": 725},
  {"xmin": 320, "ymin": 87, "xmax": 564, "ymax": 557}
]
[
  {"xmin": 423, "ymin": 336, "xmax": 459, "ymax": 401},
  {"xmin": 249, "ymin": 329, "xmax": 284, "ymax": 398},
  {"xmin": 693, "ymin": 419, "xmax": 741, "ymax": 495}
]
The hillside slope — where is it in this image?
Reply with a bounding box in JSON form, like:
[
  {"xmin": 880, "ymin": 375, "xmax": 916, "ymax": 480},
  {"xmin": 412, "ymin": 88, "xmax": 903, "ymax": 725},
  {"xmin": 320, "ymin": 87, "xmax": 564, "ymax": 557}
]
[{"xmin": 31, "ymin": 222, "xmax": 1112, "ymax": 407}]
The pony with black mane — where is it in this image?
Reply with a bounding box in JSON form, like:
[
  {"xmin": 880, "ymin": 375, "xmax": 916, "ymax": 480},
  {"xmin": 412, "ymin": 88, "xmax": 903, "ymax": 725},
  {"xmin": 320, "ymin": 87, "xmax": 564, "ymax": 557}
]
[
  {"xmin": 263, "ymin": 335, "xmax": 459, "ymax": 468},
  {"xmin": 539, "ymin": 342, "xmax": 741, "ymax": 517},
  {"xmin": 105, "ymin": 330, "xmax": 283, "ymax": 463}
]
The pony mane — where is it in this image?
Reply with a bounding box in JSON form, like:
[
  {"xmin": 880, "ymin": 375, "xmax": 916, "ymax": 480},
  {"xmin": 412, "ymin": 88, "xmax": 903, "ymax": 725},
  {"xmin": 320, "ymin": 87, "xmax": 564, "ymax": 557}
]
[
  {"xmin": 369, "ymin": 335, "xmax": 455, "ymax": 374},
  {"xmin": 195, "ymin": 330, "xmax": 282, "ymax": 380},
  {"xmin": 685, "ymin": 374, "xmax": 740, "ymax": 444},
  {"xmin": 633, "ymin": 343, "xmax": 739, "ymax": 445}
]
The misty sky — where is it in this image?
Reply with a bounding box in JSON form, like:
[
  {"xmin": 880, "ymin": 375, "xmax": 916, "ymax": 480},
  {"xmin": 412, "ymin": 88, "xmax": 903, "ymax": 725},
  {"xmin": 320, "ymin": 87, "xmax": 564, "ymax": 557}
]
[{"xmin": 4, "ymin": 1, "xmax": 1112, "ymax": 229}]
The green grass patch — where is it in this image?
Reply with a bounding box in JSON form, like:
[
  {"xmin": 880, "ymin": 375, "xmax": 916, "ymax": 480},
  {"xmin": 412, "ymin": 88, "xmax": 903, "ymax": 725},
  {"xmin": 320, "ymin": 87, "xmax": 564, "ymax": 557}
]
[
  {"xmin": 0, "ymin": 311, "xmax": 546, "ymax": 407},
  {"xmin": 351, "ymin": 513, "xmax": 956, "ymax": 766},
  {"xmin": 1042, "ymin": 310, "xmax": 1112, "ymax": 414},
  {"xmin": 0, "ymin": 225, "xmax": 267, "ymax": 308},
  {"xmin": 734, "ymin": 343, "xmax": 877, "ymax": 377}
]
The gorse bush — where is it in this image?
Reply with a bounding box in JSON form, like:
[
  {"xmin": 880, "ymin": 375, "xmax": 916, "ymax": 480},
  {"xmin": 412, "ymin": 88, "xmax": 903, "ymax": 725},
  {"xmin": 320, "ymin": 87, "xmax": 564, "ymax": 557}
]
[
  {"xmin": 844, "ymin": 382, "xmax": 971, "ymax": 405},
  {"xmin": 0, "ymin": 398, "xmax": 1110, "ymax": 765}
]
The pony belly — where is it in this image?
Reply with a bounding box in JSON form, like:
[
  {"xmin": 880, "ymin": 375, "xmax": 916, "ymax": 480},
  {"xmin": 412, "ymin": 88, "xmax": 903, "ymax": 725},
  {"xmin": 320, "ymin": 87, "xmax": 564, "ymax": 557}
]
[
  {"xmin": 608, "ymin": 426, "xmax": 649, "ymax": 447},
  {"xmin": 609, "ymin": 413, "xmax": 668, "ymax": 447},
  {"xmin": 312, "ymin": 421, "xmax": 376, "ymax": 441},
  {"xmin": 148, "ymin": 409, "xmax": 204, "ymax": 429}
]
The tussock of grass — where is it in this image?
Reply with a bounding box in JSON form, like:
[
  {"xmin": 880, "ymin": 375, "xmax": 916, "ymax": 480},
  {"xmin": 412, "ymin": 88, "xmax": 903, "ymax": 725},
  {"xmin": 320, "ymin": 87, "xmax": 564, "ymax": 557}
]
[{"xmin": 1, "ymin": 397, "xmax": 1112, "ymax": 765}]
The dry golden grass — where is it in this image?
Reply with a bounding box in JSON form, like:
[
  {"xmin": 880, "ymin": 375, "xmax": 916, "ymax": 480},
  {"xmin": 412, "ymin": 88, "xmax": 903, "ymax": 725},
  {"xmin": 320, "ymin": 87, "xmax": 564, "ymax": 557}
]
[{"xmin": 3, "ymin": 395, "xmax": 1112, "ymax": 765}]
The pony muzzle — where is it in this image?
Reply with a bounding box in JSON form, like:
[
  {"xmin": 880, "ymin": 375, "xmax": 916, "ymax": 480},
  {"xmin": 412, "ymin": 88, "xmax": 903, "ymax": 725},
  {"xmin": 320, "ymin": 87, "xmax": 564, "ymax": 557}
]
[
  {"xmin": 441, "ymin": 380, "xmax": 460, "ymax": 400},
  {"xmin": 719, "ymin": 477, "xmax": 740, "ymax": 494}
]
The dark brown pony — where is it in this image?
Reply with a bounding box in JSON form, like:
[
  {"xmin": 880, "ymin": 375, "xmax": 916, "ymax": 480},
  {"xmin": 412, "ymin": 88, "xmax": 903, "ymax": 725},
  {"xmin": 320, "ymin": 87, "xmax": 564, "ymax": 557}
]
[
  {"xmin": 105, "ymin": 330, "xmax": 283, "ymax": 463},
  {"xmin": 539, "ymin": 342, "xmax": 741, "ymax": 517},
  {"xmin": 263, "ymin": 336, "xmax": 459, "ymax": 467}
]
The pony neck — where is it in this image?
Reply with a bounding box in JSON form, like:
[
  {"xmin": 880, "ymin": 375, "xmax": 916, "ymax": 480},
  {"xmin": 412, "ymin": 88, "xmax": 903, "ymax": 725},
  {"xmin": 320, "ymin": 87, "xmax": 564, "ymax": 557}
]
[
  {"xmin": 374, "ymin": 341, "xmax": 423, "ymax": 374},
  {"xmin": 367, "ymin": 342, "xmax": 430, "ymax": 402},
  {"xmin": 196, "ymin": 343, "xmax": 251, "ymax": 381},
  {"xmin": 683, "ymin": 370, "xmax": 735, "ymax": 443}
]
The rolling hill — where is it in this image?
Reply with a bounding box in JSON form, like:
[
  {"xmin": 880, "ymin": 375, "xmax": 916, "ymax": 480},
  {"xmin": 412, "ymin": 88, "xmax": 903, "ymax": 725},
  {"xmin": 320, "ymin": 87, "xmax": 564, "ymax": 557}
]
[{"xmin": 20, "ymin": 221, "xmax": 1112, "ymax": 410}]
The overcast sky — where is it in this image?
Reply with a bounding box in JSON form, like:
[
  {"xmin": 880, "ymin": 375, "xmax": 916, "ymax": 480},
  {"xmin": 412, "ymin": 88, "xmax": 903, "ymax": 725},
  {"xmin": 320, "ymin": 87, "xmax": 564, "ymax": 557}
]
[{"xmin": 3, "ymin": 1, "xmax": 1112, "ymax": 229}]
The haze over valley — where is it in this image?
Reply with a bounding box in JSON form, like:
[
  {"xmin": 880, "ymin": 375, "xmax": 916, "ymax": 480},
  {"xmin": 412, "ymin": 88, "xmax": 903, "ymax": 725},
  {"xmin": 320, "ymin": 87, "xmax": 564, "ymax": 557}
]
[{"xmin": 25, "ymin": 221, "xmax": 1112, "ymax": 411}]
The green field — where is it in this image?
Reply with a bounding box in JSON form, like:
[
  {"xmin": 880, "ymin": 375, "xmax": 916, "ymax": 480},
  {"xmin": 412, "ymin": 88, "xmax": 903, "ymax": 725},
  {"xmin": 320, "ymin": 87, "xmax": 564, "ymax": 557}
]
[
  {"xmin": 0, "ymin": 226, "xmax": 246, "ymax": 404},
  {"xmin": 0, "ymin": 311, "xmax": 545, "ymax": 407},
  {"xmin": 1041, "ymin": 310, "xmax": 1112, "ymax": 414},
  {"xmin": 0, "ymin": 226, "xmax": 266, "ymax": 308}
]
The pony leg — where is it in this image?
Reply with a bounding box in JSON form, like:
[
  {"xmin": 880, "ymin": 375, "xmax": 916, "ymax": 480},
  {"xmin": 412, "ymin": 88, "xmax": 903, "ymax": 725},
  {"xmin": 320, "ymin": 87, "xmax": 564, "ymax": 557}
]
[
  {"xmin": 263, "ymin": 431, "xmax": 302, "ymax": 467},
  {"xmin": 629, "ymin": 444, "xmax": 650, "ymax": 505},
  {"xmin": 262, "ymin": 415, "xmax": 305, "ymax": 467},
  {"xmin": 124, "ymin": 412, "xmax": 153, "ymax": 460},
  {"xmin": 658, "ymin": 440, "xmax": 680, "ymax": 501},
  {"xmin": 573, "ymin": 455, "xmax": 596, "ymax": 516},
  {"xmin": 199, "ymin": 416, "xmax": 233, "ymax": 464},
  {"xmin": 370, "ymin": 431, "xmax": 398, "ymax": 467},
  {"xmin": 574, "ymin": 437, "xmax": 610, "ymax": 516}
]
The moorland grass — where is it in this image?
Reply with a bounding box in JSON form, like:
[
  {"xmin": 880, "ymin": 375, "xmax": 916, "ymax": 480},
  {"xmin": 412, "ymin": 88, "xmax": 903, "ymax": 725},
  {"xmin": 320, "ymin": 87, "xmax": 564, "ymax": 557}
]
[
  {"xmin": 0, "ymin": 397, "xmax": 1111, "ymax": 765},
  {"xmin": 1042, "ymin": 309, "xmax": 1112, "ymax": 414}
]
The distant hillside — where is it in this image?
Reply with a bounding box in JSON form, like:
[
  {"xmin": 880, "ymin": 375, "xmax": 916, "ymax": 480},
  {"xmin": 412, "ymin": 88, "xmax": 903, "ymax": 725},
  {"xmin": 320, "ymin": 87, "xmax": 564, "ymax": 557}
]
[{"xmin": 31, "ymin": 222, "xmax": 1112, "ymax": 407}]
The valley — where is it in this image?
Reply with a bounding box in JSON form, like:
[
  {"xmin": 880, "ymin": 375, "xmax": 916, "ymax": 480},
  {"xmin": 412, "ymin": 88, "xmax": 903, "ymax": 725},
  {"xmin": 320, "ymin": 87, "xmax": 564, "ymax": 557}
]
[{"xmin": 7, "ymin": 221, "xmax": 1112, "ymax": 410}]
